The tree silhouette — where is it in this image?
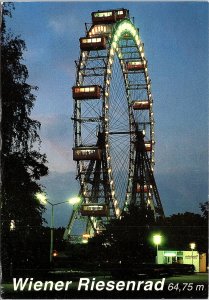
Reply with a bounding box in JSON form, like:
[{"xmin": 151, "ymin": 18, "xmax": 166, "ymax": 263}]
[
  {"xmin": 88, "ymin": 204, "xmax": 157, "ymax": 264},
  {"xmin": 87, "ymin": 204, "xmax": 208, "ymax": 266},
  {"xmin": 161, "ymin": 211, "xmax": 208, "ymax": 254},
  {"xmin": 1, "ymin": 3, "xmax": 48, "ymax": 280}
]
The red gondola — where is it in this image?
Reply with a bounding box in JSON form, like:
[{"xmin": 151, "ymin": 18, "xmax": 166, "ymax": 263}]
[
  {"xmin": 88, "ymin": 25, "xmax": 112, "ymax": 37},
  {"xmin": 132, "ymin": 100, "xmax": 150, "ymax": 110},
  {"xmin": 145, "ymin": 142, "xmax": 152, "ymax": 151},
  {"xmin": 80, "ymin": 36, "xmax": 106, "ymax": 51},
  {"xmin": 115, "ymin": 9, "xmax": 129, "ymax": 20},
  {"xmin": 136, "ymin": 184, "xmax": 148, "ymax": 193},
  {"xmin": 92, "ymin": 9, "xmax": 129, "ymax": 24},
  {"xmin": 126, "ymin": 61, "xmax": 145, "ymax": 71},
  {"xmin": 72, "ymin": 85, "xmax": 101, "ymax": 100}
]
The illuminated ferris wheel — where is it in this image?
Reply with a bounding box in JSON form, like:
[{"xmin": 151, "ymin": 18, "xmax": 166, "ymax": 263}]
[{"xmin": 64, "ymin": 9, "xmax": 164, "ymax": 241}]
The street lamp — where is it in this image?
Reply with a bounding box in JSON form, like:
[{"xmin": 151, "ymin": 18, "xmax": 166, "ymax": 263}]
[
  {"xmin": 190, "ymin": 242, "xmax": 196, "ymax": 266},
  {"xmin": 36, "ymin": 193, "xmax": 81, "ymax": 263},
  {"xmin": 62, "ymin": 196, "xmax": 81, "ymax": 241},
  {"xmin": 68, "ymin": 197, "xmax": 81, "ymax": 205},
  {"xmin": 153, "ymin": 234, "xmax": 162, "ymax": 264}
]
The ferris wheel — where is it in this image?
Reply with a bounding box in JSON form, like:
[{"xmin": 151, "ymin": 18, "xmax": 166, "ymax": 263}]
[{"xmin": 64, "ymin": 9, "xmax": 164, "ymax": 241}]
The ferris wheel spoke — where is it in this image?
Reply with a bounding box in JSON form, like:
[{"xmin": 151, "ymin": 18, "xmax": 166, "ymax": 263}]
[
  {"xmin": 109, "ymin": 134, "xmax": 130, "ymax": 207},
  {"xmin": 64, "ymin": 9, "xmax": 164, "ymax": 240}
]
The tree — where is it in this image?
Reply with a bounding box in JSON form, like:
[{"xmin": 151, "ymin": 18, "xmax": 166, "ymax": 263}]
[
  {"xmin": 1, "ymin": 3, "xmax": 48, "ymax": 280},
  {"xmin": 88, "ymin": 204, "xmax": 157, "ymax": 264},
  {"xmin": 87, "ymin": 207, "xmax": 208, "ymax": 266},
  {"xmin": 159, "ymin": 212, "xmax": 208, "ymax": 254}
]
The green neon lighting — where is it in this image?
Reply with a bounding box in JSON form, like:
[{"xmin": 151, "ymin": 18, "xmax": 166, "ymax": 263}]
[{"xmin": 109, "ymin": 20, "xmax": 141, "ymax": 63}]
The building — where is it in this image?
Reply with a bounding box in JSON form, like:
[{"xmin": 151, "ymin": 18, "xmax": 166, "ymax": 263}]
[{"xmin": 157, "ymin": 250, "xmax": 207, "ymax": 272}]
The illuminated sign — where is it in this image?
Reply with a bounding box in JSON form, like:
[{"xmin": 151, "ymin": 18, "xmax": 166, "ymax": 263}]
[{"xmin": 164, "ymin": 253, "xmax": 176, "ymax": 257}]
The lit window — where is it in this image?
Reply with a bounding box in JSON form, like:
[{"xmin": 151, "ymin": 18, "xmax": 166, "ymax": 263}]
[
  {"xmin": 117, "ymin": 11, "xmax": 123, "ymax": 15},
  {"xmin": 89, "ymin": 25, "xmax": 109, "ymax": 37},
  {"xmin": 89, "ymin": 87, "xmax": 95, "ymax": 92},
  {"xmin": 103, "ymin": 12, "xmax": 112, "ymax": 17},
  {"xmin": 95, "ymin": 11, "xmax": 112, "ymax": 17}
]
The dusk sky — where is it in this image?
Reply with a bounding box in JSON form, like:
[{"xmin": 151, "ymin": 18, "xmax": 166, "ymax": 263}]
[{"xmin": 7, "ymin": 2, "xmax": 208, "ymax": 227}]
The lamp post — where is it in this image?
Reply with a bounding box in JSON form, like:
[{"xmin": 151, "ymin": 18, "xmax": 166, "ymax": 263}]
[
  {"xmin": 62, "ymin": 197, "xmax": 82, "ymax": 241},
  {"xmin": 190, "ymin": 242, "xmax": 196, "ymax": 266},
  {"xmin": 36, "ymin": 193, "xmax": 81, "ymax": 263},
  {"xmin": 153, "ymin": 234, "xmax": 162, "ymax": 264}
]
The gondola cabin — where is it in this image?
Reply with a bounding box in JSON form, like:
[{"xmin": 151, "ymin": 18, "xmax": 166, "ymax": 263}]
[
  {"xmin": 88, "ymin": 25, "xmax": 112, "ymax": 37},
  {"xmin": 80, "ymin": 37, "xmax": 106, "ymax": 51},
  {"xmin": 80, "ymin": 204, "xmax": 109, "ymax": 216},
  {"xmin": 126, "ymin": 61, "xmax": 145, "ymax": 71},
  {"xmin": 73, "ymin": 147, "xmax": 102, "ymax": 161},
  {"xmin": 92, "ymin": 10, "xmax": 115, "ymax": 24},
  {"xmin": 115, "ymin": 9, "xmax": 129, "ymax": 20},
  {"xmin": 72, "ymin": 85, "xmax": 101, "ymax": 100},
  {"xmin": 145, "ymin": 141, "xmax": 152, "ymax": 151},
  {"xmin": 132, "ymin": 100, "xmax": 150, "ymax": 110},
  {"xmin": 136, "ymin": 184, "xmax": 148, "ymax": 193},
  {"xmin": 92, "ymin": 9, "xmax": 129, "ymax": 24}
]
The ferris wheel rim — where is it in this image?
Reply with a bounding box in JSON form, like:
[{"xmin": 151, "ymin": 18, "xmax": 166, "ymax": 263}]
[{"xmin": 74, "ymin": 17, "xmax": 155, "ymax": 218}]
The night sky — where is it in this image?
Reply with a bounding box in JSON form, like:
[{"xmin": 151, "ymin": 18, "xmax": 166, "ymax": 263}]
[{"xmin": 7, "ymin": 2, "xmax": 208, "ymax": 227}]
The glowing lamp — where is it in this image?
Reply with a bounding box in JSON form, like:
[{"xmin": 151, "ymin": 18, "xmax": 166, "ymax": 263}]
[
  {"xmin": 190, "ymin": 242, "xmax": 196, "ymax": 250},
  {"xmin": 36, "ymin": 192, "xmax": 47, "ymax": 205},
  {"xmin": 68, "ymin": 197, "xmax": 81, "ymax": 205},
  {"xmin": 153, "ymin": 234, "xmax": 162, "ymax": 246}
]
